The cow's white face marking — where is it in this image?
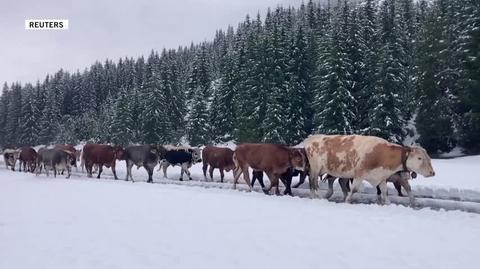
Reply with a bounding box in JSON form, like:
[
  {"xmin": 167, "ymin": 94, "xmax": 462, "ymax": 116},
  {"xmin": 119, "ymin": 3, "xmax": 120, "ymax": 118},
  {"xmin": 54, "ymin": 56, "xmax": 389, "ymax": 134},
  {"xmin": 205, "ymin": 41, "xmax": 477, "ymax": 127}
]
[{"xmin": 406, "ymin": 147, "xmax": 435, "ymax": 177}]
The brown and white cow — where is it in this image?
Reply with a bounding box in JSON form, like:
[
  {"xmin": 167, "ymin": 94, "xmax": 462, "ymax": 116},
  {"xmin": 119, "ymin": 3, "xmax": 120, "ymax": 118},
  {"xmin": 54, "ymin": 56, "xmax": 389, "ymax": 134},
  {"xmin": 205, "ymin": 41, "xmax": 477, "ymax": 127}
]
[
  {"xmin": 18, "ymin": 146, "xmax": 37, "ymax": 172},
  {"xmin": 304, "ymin": 135, "xmax": 435, "ymax": 204},
  {"xmin": 202, "ymin": 146, "xmax": 235, "ymax": 182},
  {"xmin": 232, "ymin": 144, "xmax": 307, "ymax": 194},
  {"xmin": 82, "ymin": 144, "xmax": 125, "ymax": 179}
]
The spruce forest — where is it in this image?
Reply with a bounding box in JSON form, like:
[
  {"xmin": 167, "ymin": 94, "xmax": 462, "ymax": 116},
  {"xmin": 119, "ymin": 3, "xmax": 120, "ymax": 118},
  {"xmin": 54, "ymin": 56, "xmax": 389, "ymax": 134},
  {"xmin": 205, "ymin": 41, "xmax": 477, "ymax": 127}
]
[{"xmin": 0, "ymin": 0, "xmax": 479, "ymax": 155}]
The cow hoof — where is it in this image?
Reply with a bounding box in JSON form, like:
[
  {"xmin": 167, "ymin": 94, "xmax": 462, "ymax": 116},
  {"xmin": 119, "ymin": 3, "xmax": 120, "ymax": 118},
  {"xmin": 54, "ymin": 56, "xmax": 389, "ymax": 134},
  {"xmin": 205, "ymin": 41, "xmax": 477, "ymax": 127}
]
[
  {"xmin": 262, "ymin": 189, "xmax": 270, "ymax": 195},
  {"xmin": 189, "ymin": 177, "xmax": 192, "ymax": 181},
  {"xmin": 179, "ymin": 178, "xmax": 183, "ymax": 181}
]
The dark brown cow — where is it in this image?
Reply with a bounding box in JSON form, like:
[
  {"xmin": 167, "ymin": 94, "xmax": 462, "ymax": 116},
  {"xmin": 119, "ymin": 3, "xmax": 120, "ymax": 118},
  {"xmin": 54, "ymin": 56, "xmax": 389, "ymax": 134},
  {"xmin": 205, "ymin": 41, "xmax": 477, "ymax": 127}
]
[
  {"xmin": 82, "ymin": 144, "xmax": 125, "ymax": 179},
  {"xmin": 232, "ymin": 144, "xmax": 307, "ymax": 194},
  {"xmin": 202, "ymin": 146, "xmax": 235, "ymax": 183},
  {"xmin": 18, "ymin": 147, "xmax": 37, "ymax": 172}
]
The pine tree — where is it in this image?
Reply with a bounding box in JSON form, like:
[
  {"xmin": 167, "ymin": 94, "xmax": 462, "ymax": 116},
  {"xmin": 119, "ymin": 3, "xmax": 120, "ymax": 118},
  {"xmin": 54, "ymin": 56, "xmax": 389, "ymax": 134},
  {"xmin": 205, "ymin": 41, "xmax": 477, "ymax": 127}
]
[
  {"xmin": 186, "ymin": 44, "xmax": 212, "ymax": 145},
  {"xmin": 19, "ymin": 84, "xmax": 39, "ymax": 145},
  {"xmin": 0, "ymin": 83, "xmax": 10, "ymax": 146},
  {"xmin": 366, "ymin": 0, "xmax": 407, "ymax": 143},
  {"xmin": 415, "ymin": 0, "xmax": 458, "ymax": 152},
  {"xmin": 5, "ymin": 83, "xmax": 22, "ymax": 145},
  {"xmin": 111, "ymin": 87, "xmax": 137, "ymax": 145},
  {"xmin": 140, "ymin": 52, "xmax": 171, "ymax": 144},
  {"xmin": 457, "ymin": 0, "xmax": 480, "ymax": 153},
  {"xmin": 313, "ymin": 1, "xmax": 356, "ymax": 135}
]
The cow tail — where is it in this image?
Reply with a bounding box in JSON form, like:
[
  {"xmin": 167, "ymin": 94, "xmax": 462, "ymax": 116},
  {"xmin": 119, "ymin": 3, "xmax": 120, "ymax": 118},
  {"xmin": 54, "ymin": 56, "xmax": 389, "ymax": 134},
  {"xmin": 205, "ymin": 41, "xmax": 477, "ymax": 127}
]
[{"xmin": 232, "ymin": 152, "xmax": 240, "ymax": 175}]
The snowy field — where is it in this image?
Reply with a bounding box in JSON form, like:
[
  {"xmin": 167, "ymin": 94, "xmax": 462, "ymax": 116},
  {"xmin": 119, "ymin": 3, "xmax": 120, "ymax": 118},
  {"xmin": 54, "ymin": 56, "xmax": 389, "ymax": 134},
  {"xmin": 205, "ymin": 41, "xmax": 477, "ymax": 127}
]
[{"xmin": 1, "ymin": 155, "xmax": 480, "ymax": 269}]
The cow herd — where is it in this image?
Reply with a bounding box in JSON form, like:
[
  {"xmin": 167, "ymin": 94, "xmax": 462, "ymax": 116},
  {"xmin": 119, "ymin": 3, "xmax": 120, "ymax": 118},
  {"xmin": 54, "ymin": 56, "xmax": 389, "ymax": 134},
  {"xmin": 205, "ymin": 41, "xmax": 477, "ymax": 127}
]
[{"xmin": 1, "ymin": 134, "xmax": 436, "ymax": 205}]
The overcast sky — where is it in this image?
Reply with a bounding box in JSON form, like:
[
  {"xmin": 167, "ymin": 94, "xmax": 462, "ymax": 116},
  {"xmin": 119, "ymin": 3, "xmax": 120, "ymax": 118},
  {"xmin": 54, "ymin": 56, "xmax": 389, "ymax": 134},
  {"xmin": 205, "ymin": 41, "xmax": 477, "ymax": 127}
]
[{"xmin": 0, "ymin": 0, "xmax": 306, "ymax": 85}]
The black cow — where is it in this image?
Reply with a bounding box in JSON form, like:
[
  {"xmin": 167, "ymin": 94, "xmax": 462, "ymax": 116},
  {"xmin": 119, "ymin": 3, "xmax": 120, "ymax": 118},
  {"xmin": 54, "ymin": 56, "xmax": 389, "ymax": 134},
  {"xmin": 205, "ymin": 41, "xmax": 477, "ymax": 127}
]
[
  {"xmin": 125, "ymin": 145, "xmax": 161, "ymax": 183},
  {"xmin": 159, "ymin": 147, "xmax": 202, "ymax": 181},
  {"xmin": 36, "ymin": 148, "xmax": 76, "ymax": 178}
]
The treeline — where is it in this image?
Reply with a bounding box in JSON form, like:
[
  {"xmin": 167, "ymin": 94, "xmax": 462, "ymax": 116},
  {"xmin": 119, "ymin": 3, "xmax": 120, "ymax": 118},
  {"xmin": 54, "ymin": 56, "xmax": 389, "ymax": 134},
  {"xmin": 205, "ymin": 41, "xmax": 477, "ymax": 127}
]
[{"xmin": 0, "ymin": 0, "xmax": 479, "ymax": 154}]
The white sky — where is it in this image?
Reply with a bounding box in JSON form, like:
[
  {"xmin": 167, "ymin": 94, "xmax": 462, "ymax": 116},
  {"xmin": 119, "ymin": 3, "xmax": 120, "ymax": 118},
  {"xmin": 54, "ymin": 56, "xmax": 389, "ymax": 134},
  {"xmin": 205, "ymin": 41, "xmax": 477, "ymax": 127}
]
[{"xmin": 0, "ymin": 0, "xmax": 305, "ymax": 85}]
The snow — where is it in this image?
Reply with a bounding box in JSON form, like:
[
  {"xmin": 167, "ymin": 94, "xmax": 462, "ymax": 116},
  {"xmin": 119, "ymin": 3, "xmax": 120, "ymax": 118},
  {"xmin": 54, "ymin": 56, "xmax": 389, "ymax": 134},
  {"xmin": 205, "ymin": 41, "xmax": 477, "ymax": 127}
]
[{"xmin": 1, "ymin": 155, "xmax": 480, "ymax": 269}]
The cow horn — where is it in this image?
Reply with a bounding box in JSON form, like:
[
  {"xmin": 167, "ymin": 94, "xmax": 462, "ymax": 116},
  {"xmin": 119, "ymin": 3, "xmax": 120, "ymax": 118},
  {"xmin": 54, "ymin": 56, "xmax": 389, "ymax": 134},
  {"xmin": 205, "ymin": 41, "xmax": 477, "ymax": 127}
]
[{"xmin": 63, "ymin": 150, "xmax": 75, "ymax": 156}]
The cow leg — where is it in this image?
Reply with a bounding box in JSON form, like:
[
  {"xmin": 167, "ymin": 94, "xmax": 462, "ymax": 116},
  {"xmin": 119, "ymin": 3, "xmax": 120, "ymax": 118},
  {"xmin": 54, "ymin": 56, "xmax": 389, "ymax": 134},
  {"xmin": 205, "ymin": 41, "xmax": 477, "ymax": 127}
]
[
  {"xmin": 345, "ymin": 178, "xmax": 362, "ymax": 204},
  {"xmin": 400, "ymin": 179, "xmax": 414, "ymax": 206},
  {"xmin": 202, "ymin": 163, "xmax": 208, "ymax": 181},
  {"xmin": 209, "ymin": 166, "xmax": 214, "ymax": 181},
  {"xmin": 293, "ymin": 171, "xmax": 306, "ymax": 188},
  {"xmin": 179, "ymin": 166, "xmax": 184, "ymax": 181},
  {"xmin": 220, "ymin": 169, "xmax": 225, "ymax": 183},
  {"xmin": 307, "ymin": 170, "xmax": 320, "ymax": 198},
  {"xmin": 251, "ymin": 172, "xmax": 257, "ymax": 187},
  {"xmin": 242, "ymin": 167, "xmax": 253, "ymax": 191},
  {"xmin": 282, "ymin": 175, "xmax": 292, "ymax": 196},
  {"xmin": 183, "ymin": 164, "xmax": 193, "ymax": 180},
  {"xmin": 324, "ymin": 175, "xmax": 335, "ymax": 199},
  {"xmin": 53, "ymin": 166, "xmax": 57, "ymax": 178},
  {"xmin": 162, "ymin": 162, "xmax": 169, "ymax": 178},
  {"xmin": 126, "ymin": 161, "xmax": 133, "ymax": 181},
  {"xmin": 232, "ymin": 166, "xmax": 242, "ymax": 189},
  {"xmin": 254, "ymin": 172, "xmax": 265, "ymax": 190},
  {"xmin": 66, "ymin": 165, "xmax": 71, "ymax": 179},
  {"xmin": 97, "ymin": 165, "xmax": 103, "ymax": 179},
  {"xmin": 146, "ymin": 165, "xmax": 153, "ymax": 183},
  {"xmin": 111, "ymin": 163, "xmax": 118, "ymax": 180},
  {"xmin": 339, "ymin": 178, "xmax": 351, "ymax": 201},
  {"xmin": 264, "ymin": 173, "xmax": 280, "ymax": 195},
  {"xmin": 394, "ymin": 182, "xmax": 403, "ymax": 196},
  {"xmin": 378, "ymin": 180, "xmax": 390, "ymax": 205}
]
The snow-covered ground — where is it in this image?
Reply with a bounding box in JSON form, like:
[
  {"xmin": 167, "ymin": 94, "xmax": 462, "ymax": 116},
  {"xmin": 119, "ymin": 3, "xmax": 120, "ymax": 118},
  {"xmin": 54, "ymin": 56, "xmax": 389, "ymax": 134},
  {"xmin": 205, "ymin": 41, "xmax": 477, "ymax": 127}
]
[{"xmin": 1, "ymin": 155, "xmax": 479, "ymax": 269}]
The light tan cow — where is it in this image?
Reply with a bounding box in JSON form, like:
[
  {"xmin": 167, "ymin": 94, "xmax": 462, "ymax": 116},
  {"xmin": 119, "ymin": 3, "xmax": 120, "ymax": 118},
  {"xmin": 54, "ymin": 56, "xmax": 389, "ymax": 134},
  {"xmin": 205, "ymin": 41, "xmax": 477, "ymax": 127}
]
[{"xmin": 304, "ymin": 135, "xmax": 435, "ymax": 204}]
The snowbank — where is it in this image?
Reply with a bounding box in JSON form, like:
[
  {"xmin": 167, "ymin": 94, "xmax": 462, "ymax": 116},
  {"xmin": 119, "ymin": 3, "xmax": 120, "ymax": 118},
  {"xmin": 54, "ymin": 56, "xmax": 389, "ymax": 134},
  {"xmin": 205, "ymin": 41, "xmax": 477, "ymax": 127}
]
[{"xmin": 1, "ymin": 170, "xmax": 479, "ymax": 269}]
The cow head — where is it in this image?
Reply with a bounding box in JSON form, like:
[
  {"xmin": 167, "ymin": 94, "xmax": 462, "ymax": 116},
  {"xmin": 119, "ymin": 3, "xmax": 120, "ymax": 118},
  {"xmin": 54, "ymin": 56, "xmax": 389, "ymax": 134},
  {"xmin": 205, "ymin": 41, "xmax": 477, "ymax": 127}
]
[
  {"xmin": 63, "ymin": 150, "xmax": 77, "ymax": 167},
  {"xmin": 289, "ymin": 148, "xmax": 308, "ymax": 171},
  {"xmin": 113, "ymin": 146, "xmax": 126, "ymax": 160},
  {"xmin": 188, "ymin": 147, "xmax": 202, "ymax": 163},
  {"xmin": 406, "ymin": 146, "xmax": 435, "ymax": 177}
]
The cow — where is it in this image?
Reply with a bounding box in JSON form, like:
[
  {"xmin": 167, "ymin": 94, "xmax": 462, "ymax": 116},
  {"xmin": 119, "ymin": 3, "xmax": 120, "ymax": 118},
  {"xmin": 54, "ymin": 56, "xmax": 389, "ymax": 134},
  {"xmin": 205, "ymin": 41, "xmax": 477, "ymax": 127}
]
[
  {"xmin": 18, "ymin": 146, "xmax": 37, "ymax": 172},
  {"xmin": 232, "ymin": 144, "xmax": 308, "ymax": 194},
  {"xmin": 124, "ymin": 145, "xmax": 161, "ymax": 183},
  {"xmin": 3, "ymin": 149, "xmax": 20, "ymax": 171},
  {"xmin": 82, "ymin": 144, "xmax": 125, "ymax": 180},
  {"xmin": 201, "ymin": 146, "xmax": 235, "ymax": 182},
  {"xmin": 159, "ymin": 146, "xmax": 202, "ymax": 181},
  {"xmin": 54, "ymin": 144, "xmax": 79, "ymax": 164},
  {"xmin": 304, "ymin": 135, "xmax": 435, "ymax": 204},
  {"xmin": 54, "ymin": 144, "xmax": 79, "ymax": 174},
  {"xmin": 156, "ymin": 145, "xmax": 190, "ymax": 171},
  {"xmin": 35, "ymin": 148, "xmax": 76, "ymax": 178}
]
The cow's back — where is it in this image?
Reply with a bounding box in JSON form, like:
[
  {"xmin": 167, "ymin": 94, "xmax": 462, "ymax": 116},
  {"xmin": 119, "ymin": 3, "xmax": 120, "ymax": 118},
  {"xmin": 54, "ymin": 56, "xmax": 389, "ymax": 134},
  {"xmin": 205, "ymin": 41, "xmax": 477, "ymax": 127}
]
[
  {"xmin": 235, "ymin": 143, "xmax": 291, "ymax": 172},
  {"xmin": 204, "ymin": 146, "xmax": 234, "ymax": 168},
  {"xmin": 19, "ymin": 147, "xmax": 37, "ymax": 161},
  {"xmin": 83, "ymin": 144, "xmax": 114, "ymax": 164},
  {"xmin": 305, "ymin": 134, "xmax": 401, "ymax": 180}
]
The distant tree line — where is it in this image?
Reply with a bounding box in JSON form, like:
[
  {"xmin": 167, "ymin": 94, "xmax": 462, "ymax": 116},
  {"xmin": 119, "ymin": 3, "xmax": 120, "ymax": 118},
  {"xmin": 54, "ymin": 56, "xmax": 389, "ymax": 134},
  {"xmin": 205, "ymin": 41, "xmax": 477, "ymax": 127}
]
[{"xmin": 0, "ymin": 0, "xmax": 479, "ymax": 154}]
